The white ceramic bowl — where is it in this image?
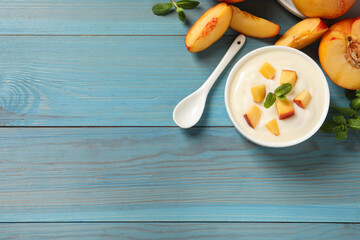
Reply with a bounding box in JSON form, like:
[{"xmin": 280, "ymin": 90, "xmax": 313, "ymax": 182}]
[{"xmin": 224, "ymin": 46, "xmax": 330, "ymax": 148}]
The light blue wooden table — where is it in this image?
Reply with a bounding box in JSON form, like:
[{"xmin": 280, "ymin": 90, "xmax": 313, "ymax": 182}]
[{"xmin": 0, "ymin": 0, "xmax": 359, "ymax": 239}]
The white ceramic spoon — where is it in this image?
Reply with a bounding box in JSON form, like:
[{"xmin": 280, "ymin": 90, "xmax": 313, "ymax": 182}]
[{"xmin": 173, "ymin": 34, "xmax": 246, "ymax": 129}]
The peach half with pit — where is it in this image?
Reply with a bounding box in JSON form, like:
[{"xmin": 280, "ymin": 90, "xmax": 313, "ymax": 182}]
[{"xmin": 319, "ymin": 17, "xmax": 360, "ymax": 90}]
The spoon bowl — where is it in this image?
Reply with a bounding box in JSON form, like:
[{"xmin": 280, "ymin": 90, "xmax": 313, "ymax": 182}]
[
  {"xmin": 173, "ymin": 34, "xmax": 246, "ymax": 129},
  {"xmin": 173, "ymin": 88, "xmax": 207, "ymax": 129}
]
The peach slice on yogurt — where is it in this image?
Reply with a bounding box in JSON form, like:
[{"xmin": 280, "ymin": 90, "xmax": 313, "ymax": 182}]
[
  {"xmin": 251, "ymin": 85, "xmax": 266, "ymax": 103},
  {"xmin": 275, "ymin": 18, "xmax": 328, "ymax": 50},
  {"xmin": 294, "ymin": 90, "xmax": 312, "ymax": 109},
  {"xmin": 280, "ymin": 70, "xmax": 297, "ymax": 88},
  {"xmin": 266, "ymin": 119, "xmax": 280, "ymax": 136},
  {"xmin": 259, "ymin": 62, "xmax": 276, "ymax": 79},
  {"xmin": 244, "ymin": 105, "xmax": 262, "ymax": 128},
  {"xmin": 185, "ymin": 3, "xmax": 232, "ymax": 53},
  {"xmin": 276, "ymin": 99, "xmax": 295, "ymax": 120}
]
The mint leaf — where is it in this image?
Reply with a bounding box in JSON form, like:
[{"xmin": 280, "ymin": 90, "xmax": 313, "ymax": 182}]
[
  {"xmin": 152, "ymin": 3, "xmax": 174, "ymax": 16},
  {"xmin": 336, "ymin": 128, "xmax": 348, "ymax": 140},
  {"xmin": 264, "ymin": 92, "xmax": 276, "ymax": 109},
  {"xmin": 331, "ymin": 105, "xmax": 356, "ymax": 116},
  {"xmin": 176, "ymin": 0, "xmax": 199, "ymax": 9},
  {"xmin": 275, "ymin": 83, "xmax": 292, "ymax": 98},
  {"xmin": 277, "ymin": 95, "xmax": 286, "ymax": 101},
  {"xmin": 350, "ymin": 98, "xmax": 360, "ymax": 110},
  {"xmin": 321, "ymin": 120, "xmax": 339, "ymax": 133},
  {"xmin": 177, "ymin": 8, "xmax": 186, "ymax": 21},
  {"xmin": 356, "ymin": 89, "xmax": 360, "ymax": 98},
  {"xmin": 349, "ymin": 118, "xmax": 360, "ymax": 131},
  {"xmin": 333, "ymin": 115, "xmax": 347, "ymax": 125}
]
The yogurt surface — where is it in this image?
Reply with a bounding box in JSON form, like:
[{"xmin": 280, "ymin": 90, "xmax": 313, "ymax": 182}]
[{"xmin": 228, "ymin": 47, "xmax": 327, "ymax": 144}]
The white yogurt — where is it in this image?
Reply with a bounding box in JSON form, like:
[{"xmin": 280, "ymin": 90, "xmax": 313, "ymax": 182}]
[{"xmin": 227, "ymin": 46, "xmax": 329, "ymax": 146}]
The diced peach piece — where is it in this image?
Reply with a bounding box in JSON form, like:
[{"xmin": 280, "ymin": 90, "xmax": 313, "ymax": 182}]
[
  {"xmin": 185, "ymin": 3, "xmax": 232, "ymax": 53},
  {"xmin": 294, "ymin": 90, "xmax": 312, "ymax": 109},
  {"xmin": 251, "ymin": 85, "xmax": 266, "ymax": 103},
  {"xmin": 230, "ymin": 6, "xmax": 280, "ymax": 38},
  {"xmin": 275, "ymin": 99, "xmax": 295, "ymax": 120},
  {"xmin": 275, "ymin": 18, "xmax": 328, "ymax": 50},
  {"xmin": 243, "ymin": 105, "xmax": 262, "ymax": 128},
  {"xmin": 280, "ymin": 70, "xmax": 297, "ymax": 88},
  {"xmin": 259, "ymin": 62, "xmax": 276, "ymax": 79},
  {"xmin": 266, "ymin": 119, "xmax": 280, "ymax": 136},
  {"xmin": 319, "ymin": 17, "xmax": 360, "ymax": 89},
  {"xmin": 292, "ymin": 0, "xmax": 356, "ymax": 19}
]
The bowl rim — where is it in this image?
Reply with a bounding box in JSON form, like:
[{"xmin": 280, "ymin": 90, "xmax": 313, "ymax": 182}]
[{"xmin": 224, "ymin": 45, "xmax": 330, "ymax": 148}]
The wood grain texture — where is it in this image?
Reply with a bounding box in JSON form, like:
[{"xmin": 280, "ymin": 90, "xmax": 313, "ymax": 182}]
[
  {"xmin": 1, "ymin": 223, "xmax": 359, "ymax": 239},
  {"xmin": 0, "ymin": 0, "xmax": 299, "ymax": 35},
  {"xmin": 0, "ymin": 127, "xmax": 359, "ymax": 222},
  {"xmin": 0, "ymin": 36, "xmax": 348, "ymax": 126}
]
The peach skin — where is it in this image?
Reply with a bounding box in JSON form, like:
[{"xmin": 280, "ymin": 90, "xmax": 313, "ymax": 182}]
[
  {"xmin": 230, "ymin": 6, "xmax": 280, "ymax": 38},
  {"xmin": 292, "ymin": 0, "xmax": 356, "ymax": 19},
  {"xmin": 275, "ymin": 18, "xmax": 328, "ymax": 50}
]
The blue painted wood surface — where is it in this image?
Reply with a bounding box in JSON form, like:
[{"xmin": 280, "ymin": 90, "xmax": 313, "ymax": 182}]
[
  {"xmin": 1, "ymin": 223, "xmax": 359, "ymax": 239},
  {"xmin": 0, "ymin": 36, "xmax": 350, "ymax": 126},
  {"xmin": 0, "ymin": 128, "xmax": 359, "ymax": 222},
  {"xmin": 0, "ymin": 0, "xmax": 359, "ymax": 238}
]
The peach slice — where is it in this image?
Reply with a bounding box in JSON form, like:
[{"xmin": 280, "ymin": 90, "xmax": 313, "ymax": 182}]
[
  {"xmin": 259, "ymin": 62, "xmax": 276, "ymax": 79},
  {"xmin": 275, "ymin": 18, "xmax": 328, "ymax": 50},
  {"xmin": 292, "ymin": 0, "xmax": 356, "ymax": 19},
  {"xmin": 319, "ymin": 18, "xmax": 360, "ymax": 89},
  {"xmin": 266, "ymin": 119, "xmax": 280, "ymax": 136},
  {"xmin": 294, "ymin": 90, "xmax": 312, "ymax": 109},
  {"xmin": 244, "ymin": 105, "xmax": 262, "ymax": 128},
  {"xmin": 230, "ymin": 6, "xmax": 280, "ymax": 38},
  {"xmin": 185, "ymin": 3, "xmax": 232, "ymax": 53},
  {"xmin": 251, "ymin": 85, "xmax": 266, "ymax": 103},
  {"xmin": 275, "ymin": 99, "xmax": 295, "ymax": 120},
  {"xmin": 280, "ymin": 70, "xmax": 297, "ymax": 88}
]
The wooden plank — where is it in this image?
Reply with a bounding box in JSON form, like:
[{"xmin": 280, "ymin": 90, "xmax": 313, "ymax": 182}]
[
  {"xmin": 1, "ymin": 223, "xmax": 359, "ymax": 239},
  {"xmin": 0, "ymin": 36, "xmax": 347, "ymax": 126},
  {"xmin": 0, "ymin": 0, "xmax": 298, "ymax": 35},
  {"xmin": 0, "ymin": 127, "xmax": 359, "ymax": 222}
]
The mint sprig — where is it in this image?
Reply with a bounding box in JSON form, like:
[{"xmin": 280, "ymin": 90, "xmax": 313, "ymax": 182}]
[
  {"xmin": 152, "ymin": 0, "xmax": 199, "ymax": 22},
  {"xmin": 264, "ymin": 83, "xmax": 292, "ymax": 109},
  {"xmin": 321, "ymin": 89, "xmax": 360, "ymax": 140}
]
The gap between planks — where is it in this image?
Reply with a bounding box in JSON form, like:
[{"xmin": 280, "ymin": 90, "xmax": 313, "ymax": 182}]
[{"xmin": 0, "ymin": 221, "xmax": 359, "ymax": 224}]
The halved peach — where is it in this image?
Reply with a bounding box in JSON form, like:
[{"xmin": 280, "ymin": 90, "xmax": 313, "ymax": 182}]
[
  {"xmin": 275, "ymin": 18, "xmax": 328, "ymax": 50},
  {"xmin": 280, "ymin": 70, "xmax": 297, "ymax": 88},
  {"xmin": 294, "ymin": 90, "xmax": 312, "ymax": 109},
  {"xmin": 244, "ymin": 105, "xmax": 262, "ymax": 128},
  {"xmin": 185, "ymin": 3, "xmax": 232, "ymax": 53},
  {"xmin": 319, "ymin": 18, "xmax": 360, "ymax": 89},
  {"xmin": 275, "ymin": 99, "xmax": 295, "ymax": 120},
  {"xmin": 266, "ymin": 119, "xmax": 280, "ymax": 136},
  {"xmin": 251, "ymin": 85, "xmax": 266, "ymax": 103},
  {"xmin": 259, "ymin": 62, "xmax": 276, "ymax": 79},
  {"xmin": 292, "ymin": 0, "xmax": 356, "ymax": 19},
  {"xmin": 230, "ymin": 6, "xmax": 280, "ymax": 38}
]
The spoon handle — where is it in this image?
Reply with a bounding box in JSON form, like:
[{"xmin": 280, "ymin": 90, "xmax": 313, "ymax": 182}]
[{"xmin": 201, "ymin": 34, "xmax": 246, "ymax": 93}]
